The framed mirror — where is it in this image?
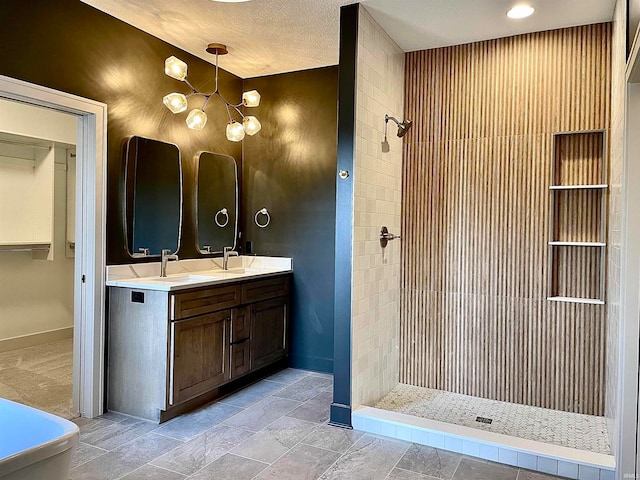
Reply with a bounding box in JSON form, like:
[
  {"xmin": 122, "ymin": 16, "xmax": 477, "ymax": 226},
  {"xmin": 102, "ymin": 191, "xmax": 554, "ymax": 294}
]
[
  {"xmin": 123, "ymin": 136, "xmax": 182, "ymax": 257},
  {"xmin": 196, "ymin": 152, "xmax": 238, "ymax": 253}
]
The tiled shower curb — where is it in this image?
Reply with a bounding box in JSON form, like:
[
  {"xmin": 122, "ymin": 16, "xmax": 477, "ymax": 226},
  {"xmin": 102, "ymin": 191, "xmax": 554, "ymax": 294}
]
[{"xmin": 352, "ymin": 406, "xmax": 615, "ymax": 480}]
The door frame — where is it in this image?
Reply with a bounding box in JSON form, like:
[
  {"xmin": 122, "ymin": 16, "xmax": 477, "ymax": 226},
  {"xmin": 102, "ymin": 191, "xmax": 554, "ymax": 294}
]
[
  {"xmin": 619, "ymin": 38, "xmax": 640, "ymax": 477},
  {"xmin": 0, "ymin": 74, "xmax": 107, "ymax": 418}
]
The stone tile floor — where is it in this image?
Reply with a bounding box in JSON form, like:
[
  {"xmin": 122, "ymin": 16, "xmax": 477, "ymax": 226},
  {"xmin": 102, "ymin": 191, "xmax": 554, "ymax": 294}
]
[{"xmin": 69, "ymin": 369, "xmax": 567, "ymax": 480}]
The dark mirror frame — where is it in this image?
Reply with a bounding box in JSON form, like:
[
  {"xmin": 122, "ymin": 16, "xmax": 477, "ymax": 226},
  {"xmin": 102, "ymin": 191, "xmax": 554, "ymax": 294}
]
[
  {"xmin": 122, "ymin": 135, "xmax": 183, "ymax": 258},
  {"xmin": 194, "ymin": 151, "xmax": 239, "ymax": 254}
]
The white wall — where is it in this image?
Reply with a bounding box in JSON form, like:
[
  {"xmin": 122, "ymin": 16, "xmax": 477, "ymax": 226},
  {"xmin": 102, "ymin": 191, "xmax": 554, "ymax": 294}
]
[
  {"xmin": 606, "ymin": 0, "xmax": 626, "ymax": 456},
  {"xmin": 0, "ymin": 98, "xmax": 76, "ymax": 346},
  {"xmin": 351, "ymin": 6, "xmax": 405, "ymax": 408}
]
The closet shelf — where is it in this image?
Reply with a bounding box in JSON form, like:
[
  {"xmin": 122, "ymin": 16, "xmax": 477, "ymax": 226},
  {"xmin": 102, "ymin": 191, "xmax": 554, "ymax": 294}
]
[
  {"xmin": 0, "ymin": 241, "xmax": 50, "ymax": 252},
  {"xmin": 547, "ymin": 296, "xmax": 605, "ymax": 305},
  {"xmin": 548, "ymin": 241, "xmax": 606, "ymax": 247},
  {"xmin": 549, "ymin": 184, "xmax": 608, "ymax": 190}
]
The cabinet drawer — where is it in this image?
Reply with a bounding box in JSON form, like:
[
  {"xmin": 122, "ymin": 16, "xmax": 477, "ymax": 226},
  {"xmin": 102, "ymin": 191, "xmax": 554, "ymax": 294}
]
[
  {"xmin": 241, "ymin": 276, "xmax": 289, "ymax": 304},
  {"xmin": 171, "ymin": 285, "xmax": 241, "ymax": 320}
]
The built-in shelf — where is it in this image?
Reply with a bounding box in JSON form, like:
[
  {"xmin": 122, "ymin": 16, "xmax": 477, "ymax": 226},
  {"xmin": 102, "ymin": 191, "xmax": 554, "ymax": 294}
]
[
  {"xmin": 548, "ymin": 241, "xmax": 606, "ymax": 247},
  {"xmin": 549, "ymin": 184, "xmax": 608, "ymax": 190},
  {"xmin": 548, "ymin": 130, "xmax": 607, "ymax": 304},
  {"xmin": 547, "ymin": 296, "xmax": 605, "ymax": 305}
]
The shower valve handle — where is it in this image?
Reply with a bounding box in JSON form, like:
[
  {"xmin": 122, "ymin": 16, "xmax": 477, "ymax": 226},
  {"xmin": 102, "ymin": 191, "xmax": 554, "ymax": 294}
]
[{"xmin": 380, "ymin": 226, "xmax": 401, "ymax": 248}]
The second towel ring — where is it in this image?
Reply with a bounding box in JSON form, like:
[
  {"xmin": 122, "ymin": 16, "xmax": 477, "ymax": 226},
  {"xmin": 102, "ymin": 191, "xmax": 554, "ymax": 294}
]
[
  {"xmin": 215, "ymin": 208, "xmax": 229, "ymax": 228},
  {"xmin": 254, "ymin": 207, "xmax": 271, "ymax": 228}
]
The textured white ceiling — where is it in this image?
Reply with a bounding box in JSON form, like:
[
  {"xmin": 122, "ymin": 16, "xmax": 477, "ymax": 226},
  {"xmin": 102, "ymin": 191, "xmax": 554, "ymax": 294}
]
[
  {"xmin": 364, "ymin": 0, "xmax": 616, "ymax": 52},
  {"xmin": 80, "ymin": 0, "xmax": 355, "ymax": 78},
  {"xmin": 81, "ymin": 0, "xmax": 616, "ymax": 79}
]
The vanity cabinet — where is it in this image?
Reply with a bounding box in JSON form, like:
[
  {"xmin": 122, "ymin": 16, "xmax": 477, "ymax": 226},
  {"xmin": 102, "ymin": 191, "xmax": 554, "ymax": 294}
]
[{"xmin": 107, "ymin": 274, "xmax": 290, "ymax": 423}]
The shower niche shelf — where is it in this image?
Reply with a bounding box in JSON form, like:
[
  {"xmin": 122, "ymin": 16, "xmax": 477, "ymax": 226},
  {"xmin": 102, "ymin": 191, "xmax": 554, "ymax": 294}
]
[{"xmin": 547, "ymin": 130, "xmax": 607, "ymax": 305}]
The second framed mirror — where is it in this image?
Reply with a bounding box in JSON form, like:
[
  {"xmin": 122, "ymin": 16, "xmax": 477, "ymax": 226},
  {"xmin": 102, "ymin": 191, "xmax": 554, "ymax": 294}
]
[{"xmin": 196, "ymin": 152, "xmax": 238, "ymax": 254}]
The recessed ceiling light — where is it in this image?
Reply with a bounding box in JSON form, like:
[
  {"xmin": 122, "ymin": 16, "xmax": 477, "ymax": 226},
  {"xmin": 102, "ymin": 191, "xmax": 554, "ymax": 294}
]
[{"xmin": 507, "ymin": 5, "xmax": 535, "ymax": 19}]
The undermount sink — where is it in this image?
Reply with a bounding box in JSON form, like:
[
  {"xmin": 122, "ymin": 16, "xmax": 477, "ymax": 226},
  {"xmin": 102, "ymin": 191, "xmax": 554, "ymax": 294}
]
[
  {"xmin": 225, "ymin": 267, "xmax": 262, "ymax": 274},
  {"xmin": 194, "ymin": 267, "xmax": 263, "ymax": 276},
  {"xmin": 147, "ymin": 274, "xmax": 221, "ymax": 283}
]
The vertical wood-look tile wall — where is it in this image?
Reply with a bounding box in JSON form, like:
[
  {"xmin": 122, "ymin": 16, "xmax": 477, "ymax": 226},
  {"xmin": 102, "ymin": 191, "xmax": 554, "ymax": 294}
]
[{"xmin": 401, "ymin": 23, "xmax": 611, "ymax": 415}]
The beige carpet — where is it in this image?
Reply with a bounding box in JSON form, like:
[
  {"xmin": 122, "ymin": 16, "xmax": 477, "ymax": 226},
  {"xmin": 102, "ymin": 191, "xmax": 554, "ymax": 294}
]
[{"xmin": 0, "ymin": 338, "xmax": 77, "ymax": 419}]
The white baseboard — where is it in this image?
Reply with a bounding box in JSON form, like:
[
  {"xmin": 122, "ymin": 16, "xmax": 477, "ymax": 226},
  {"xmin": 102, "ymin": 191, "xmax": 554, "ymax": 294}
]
[{"xmin": 0, "ymin": 326, "xmax": 73, "ymax": 353}]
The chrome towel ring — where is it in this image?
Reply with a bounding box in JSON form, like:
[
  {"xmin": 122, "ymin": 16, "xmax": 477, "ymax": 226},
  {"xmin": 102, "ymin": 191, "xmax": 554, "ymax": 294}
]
[
  {"xmin": 254, "ymin": 207, "xmax": 270, "ymax": 228},
  {"xmin": 215, "ymin": 208, "xmax": 229, "ymax": 227}
]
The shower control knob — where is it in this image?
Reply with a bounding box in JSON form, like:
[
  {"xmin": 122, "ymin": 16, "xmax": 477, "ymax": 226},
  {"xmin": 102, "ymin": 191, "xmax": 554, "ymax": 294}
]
[{"xmin": 380, "ymin": 226, "xmax": 401, "ymax": 248}]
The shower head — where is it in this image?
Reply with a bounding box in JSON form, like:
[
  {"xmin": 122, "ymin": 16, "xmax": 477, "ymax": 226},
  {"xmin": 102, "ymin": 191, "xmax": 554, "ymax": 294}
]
[
  {"xmin": 396, "ymin": 119, "xmax": 412, "ymax": 138},
  {"xmin": 385, "ymin": 114, "xmax": 413, "ymax": 138}
]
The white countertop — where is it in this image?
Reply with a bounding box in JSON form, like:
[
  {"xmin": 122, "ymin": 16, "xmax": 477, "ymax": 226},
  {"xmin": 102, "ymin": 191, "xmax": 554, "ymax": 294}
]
[{"xmin": 105, "ymin": 256, "xmax": 292, "ymax": 292}]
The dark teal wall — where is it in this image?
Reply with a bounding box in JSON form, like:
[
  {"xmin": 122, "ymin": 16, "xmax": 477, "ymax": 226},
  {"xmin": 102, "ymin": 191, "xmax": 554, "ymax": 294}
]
[{"xmin": 243, "ymin": 67, "xmax": 339, "ymax": 373}]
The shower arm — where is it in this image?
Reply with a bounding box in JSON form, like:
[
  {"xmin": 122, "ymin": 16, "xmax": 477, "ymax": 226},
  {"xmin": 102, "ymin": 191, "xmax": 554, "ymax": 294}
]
[
  {"xmin": 384, "ymin": 114, "xmax": 399, "ymax": 139},
  {"xmin": 385, "ymin": 114, "xmax": 401, "ymax": 126}
]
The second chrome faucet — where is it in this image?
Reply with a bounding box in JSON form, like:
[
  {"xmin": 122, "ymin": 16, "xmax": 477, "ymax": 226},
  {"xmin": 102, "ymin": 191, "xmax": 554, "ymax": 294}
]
[
  {"xmin": 223, "ymin": 246, "xmax": 238, "ymax": 270},
  {"xmin": 161, "ymin": 249, "xmax": 179, "ymax": 277}
]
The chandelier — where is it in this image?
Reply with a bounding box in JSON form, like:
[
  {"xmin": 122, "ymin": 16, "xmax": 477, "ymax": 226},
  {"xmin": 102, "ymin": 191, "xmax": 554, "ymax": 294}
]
[{"xmin": 162, "ymin": 43, "xmax": 261, "ymax": 142}]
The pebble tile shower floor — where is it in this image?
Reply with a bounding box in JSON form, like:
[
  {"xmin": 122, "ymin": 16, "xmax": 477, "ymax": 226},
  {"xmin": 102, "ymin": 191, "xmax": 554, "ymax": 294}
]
[
  {"xmin": 374, "ymin": 384, "xmax": 611, "ymax": 455},
  {"xmin": 69, "ymin": 369, "xmax": 567, "ymax": 480}
]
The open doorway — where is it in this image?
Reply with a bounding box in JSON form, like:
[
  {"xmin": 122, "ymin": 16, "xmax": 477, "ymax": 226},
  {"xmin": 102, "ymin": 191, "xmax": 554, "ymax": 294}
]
[
  {"xmin": 0, "ymin": 102, "xmax": 77, "ymax": 418},
  {"xmin": 0, "ymin": 74, "xmax": 107, "ymax": 419}
]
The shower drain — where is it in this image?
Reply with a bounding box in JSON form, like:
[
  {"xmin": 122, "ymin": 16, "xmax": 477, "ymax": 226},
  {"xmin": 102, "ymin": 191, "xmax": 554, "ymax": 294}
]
[{"xmin": 475, "ymin": 416, "xmax": 493, "ymax": 424}]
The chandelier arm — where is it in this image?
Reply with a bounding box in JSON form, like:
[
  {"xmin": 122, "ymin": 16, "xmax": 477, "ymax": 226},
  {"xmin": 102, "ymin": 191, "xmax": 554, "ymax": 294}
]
[
  {"xmin": 202, "ymin": 94, "xmax": 213, "ymax": 110},
  {"xmin": 214, "ymin": 51, "xmax": 220, "ymax": 94},
  {"xmin": 217, "ymin": 92, "xmax": 245, "ymax": 118},
  {"xmin": 231, "ymin": 104, "xmax": 245, "ymax": 118},
  {"xmin": 184, "ymin": 78, "xmax": 197, "ymax": 91},
  {"xmin": 224, "ymin": 102, "xmax": 234, "ymax": 123}
]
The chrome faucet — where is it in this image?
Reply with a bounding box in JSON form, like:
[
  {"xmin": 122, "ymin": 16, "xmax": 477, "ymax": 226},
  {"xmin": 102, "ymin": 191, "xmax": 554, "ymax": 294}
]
[
  {"xmin": 160, "ymin": 249, "xmax": 179, "ymax": 277},
  {"xmin": 223, "ymin": 246, "xmax": 238, "ymax": 270}
]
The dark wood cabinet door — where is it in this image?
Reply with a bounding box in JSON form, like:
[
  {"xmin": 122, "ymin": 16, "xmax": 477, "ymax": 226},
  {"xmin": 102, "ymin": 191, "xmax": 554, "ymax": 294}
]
[
  {"xmin": 250, "ymin": 297, "xmax": 288, "ymax": 371},
  {"xmin": 169, "ymin": 310, "xmax": 230, "ymax": 405}
]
